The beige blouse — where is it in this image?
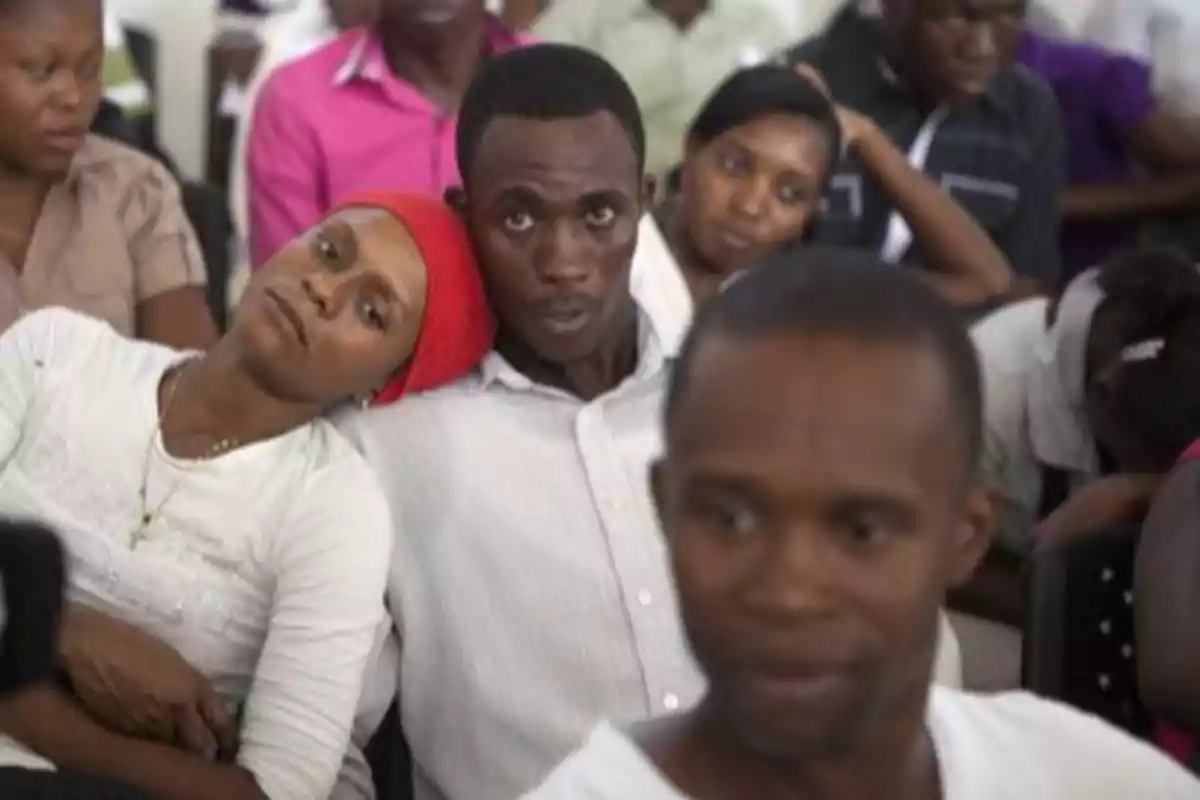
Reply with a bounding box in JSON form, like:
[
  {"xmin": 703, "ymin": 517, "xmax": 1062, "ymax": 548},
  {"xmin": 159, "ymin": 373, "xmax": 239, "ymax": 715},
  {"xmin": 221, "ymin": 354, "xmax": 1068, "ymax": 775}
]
[{"xmin": 0, "ymin": 135, "xmax": 207, "ymax": 336}]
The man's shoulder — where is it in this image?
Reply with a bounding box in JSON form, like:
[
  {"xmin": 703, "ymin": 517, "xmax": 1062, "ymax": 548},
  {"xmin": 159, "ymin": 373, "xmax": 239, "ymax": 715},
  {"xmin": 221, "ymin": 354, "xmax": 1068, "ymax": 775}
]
[
  {"xmin": 992, "ymin": 63, "xmax": 1060, "ymax": 131},
  {"xmin": 258, "ymin": 29, "xmax": 361, "ymax": 104},
  {"xmin": 340, "ymin": 375, "xmax": 486, "ymax": 452},
  {"xmin": 523, "ymin": 723, "xmax": 686, "ymax": 800},
  {"xmin": 931, "ymin": 688, "xmax": 1200, "ymax": 792}
]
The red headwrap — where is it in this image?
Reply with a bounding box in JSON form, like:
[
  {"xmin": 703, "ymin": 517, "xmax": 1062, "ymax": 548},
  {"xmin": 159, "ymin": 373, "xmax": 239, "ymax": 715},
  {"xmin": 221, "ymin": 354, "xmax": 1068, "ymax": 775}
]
[{"xmin": 337, "ymin": 191, "xmax": 495, "ymax": 406}]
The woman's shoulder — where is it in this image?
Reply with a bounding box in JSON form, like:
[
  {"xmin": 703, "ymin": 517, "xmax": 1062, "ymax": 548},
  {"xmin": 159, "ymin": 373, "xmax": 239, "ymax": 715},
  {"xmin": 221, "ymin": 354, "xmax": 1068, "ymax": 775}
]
[
  {"xmin": 8, "ymin": 307, "xmax": 149, "ymax": 361},
  {"xmin": 285, "ymin": 421, "xmax": 392, "ymax": 523},
  {"xmin": 70, "ymin": 136, "xmax": 178, "ymax": 206}
]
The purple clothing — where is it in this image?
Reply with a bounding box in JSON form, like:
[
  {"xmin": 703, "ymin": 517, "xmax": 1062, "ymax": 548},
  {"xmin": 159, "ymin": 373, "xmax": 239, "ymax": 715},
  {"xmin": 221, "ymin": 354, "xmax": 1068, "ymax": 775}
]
[{"xmin": 1016, "ymin": 31, "xmax": 1157, "ymax": 279}]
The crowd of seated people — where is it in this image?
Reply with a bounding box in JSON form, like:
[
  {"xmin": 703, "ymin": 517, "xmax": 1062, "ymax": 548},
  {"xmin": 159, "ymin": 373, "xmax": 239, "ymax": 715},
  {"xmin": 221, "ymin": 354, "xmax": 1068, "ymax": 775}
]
[{"xmin": 2, "ymin": 0, "xmax": 1200, "ymax": 797}]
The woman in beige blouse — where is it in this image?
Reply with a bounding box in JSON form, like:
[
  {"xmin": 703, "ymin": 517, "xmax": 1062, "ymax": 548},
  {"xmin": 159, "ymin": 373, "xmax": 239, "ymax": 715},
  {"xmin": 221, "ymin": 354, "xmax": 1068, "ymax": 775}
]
[{"xmin": 0, "ymin": 0, "xmax": 218, "ymax": 350}]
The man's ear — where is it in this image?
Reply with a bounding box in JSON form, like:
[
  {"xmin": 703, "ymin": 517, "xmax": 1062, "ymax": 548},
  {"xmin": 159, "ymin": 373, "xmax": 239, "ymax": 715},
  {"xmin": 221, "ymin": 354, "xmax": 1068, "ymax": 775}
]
[
  {"xmin": 640, "ymin": 174, "xmax": 656, "ymax": 213},
  {"xmin": 444, "ymin": 186, "xmax": 468, "ymax": 217},
  {"xmin": 948, "ymin": 483, "xmax": 998, "ymax": 588}
]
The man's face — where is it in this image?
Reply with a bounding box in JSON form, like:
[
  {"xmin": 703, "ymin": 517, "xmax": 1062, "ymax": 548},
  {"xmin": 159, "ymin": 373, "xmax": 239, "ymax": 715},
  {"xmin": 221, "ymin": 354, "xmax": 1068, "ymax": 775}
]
[
  {"xmin": 653, "ymin": 332, "xmax": 991, "ymax": 758},
  {"xmin": 454, "ymin": 111, "xmax": 649, "ymax": 365},
  {"xmin": 883, "ymin": 0, "xmax": 1028, "ymax": 104}
]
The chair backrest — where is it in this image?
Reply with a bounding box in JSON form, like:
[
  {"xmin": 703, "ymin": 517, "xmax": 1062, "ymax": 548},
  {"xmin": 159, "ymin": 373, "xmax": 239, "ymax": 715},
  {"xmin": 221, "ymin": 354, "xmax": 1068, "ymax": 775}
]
[
  {"xmin": 122, "ymin": 25, "xmax": 157, "ymax": 96},
  {"xmin": 1023, "ymin": 525, "xmax": 1154, "ymax": 740}
]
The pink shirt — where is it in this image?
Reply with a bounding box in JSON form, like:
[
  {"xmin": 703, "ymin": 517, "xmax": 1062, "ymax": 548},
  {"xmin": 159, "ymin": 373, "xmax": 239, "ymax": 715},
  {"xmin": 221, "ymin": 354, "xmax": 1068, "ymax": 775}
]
[{"xmin": 246, "ymin": 18, "xmax": 529, "ymax": 269}]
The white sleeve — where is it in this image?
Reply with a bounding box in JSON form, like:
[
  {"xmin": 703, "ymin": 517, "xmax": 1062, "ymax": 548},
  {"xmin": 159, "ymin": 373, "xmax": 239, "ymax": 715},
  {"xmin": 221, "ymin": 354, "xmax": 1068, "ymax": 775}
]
[
  {"xmin": 329, "ymin": 622, "xmax": 401, "ymax": 800},
  {"xmin": 0, "ymin": 309, "xmax": 88, "ymax": 465},
  {"xmin": 236, "ymin": 455, "xmax": 393, "ymax": 800},
  {"xmin": 1084, "ymin": 0, "xmax": 1155, "ymax": 61}
]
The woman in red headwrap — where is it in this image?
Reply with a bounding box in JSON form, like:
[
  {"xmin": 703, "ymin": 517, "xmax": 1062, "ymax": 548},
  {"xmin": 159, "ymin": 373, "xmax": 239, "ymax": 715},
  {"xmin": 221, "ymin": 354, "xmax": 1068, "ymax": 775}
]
[{"xmin": 0, "ymin": 193, "xmax": 493, "ymax": 800}]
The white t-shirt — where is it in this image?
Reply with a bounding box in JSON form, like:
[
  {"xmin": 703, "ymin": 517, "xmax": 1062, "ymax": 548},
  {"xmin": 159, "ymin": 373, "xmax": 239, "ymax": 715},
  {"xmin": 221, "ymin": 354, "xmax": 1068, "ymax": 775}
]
[
  {"xmin": 526, "ymin": 687, "xmax": 1200, "ymax": 799},
  {"xmin": 0, "ymin": 309, "xmax": 392, "ymax": 800}
]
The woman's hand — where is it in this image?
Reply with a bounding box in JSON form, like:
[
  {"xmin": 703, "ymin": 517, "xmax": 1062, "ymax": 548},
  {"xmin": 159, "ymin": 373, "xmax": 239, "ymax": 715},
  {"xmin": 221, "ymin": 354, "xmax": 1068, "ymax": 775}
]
[
  {"xmin": 794, "ymin": 63, "xmax": 878, "ymax": 148},
  {"xmin": 59, "ymin": 604, "xmax": 236, "ymax": 757}
]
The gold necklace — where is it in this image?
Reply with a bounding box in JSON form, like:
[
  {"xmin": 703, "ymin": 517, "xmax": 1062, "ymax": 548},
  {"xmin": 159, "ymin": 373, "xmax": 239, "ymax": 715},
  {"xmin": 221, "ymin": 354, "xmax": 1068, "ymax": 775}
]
[{"xmin": 130, "ymin": 360, "xmax": 242, "ymax": 548}]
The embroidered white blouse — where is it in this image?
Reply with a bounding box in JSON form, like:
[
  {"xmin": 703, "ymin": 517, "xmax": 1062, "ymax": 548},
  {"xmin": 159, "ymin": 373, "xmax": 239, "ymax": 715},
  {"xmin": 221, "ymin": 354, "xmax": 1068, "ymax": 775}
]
[{"xmin": 0, "ymin": 308, "xmax": 392, "ymax": 799}]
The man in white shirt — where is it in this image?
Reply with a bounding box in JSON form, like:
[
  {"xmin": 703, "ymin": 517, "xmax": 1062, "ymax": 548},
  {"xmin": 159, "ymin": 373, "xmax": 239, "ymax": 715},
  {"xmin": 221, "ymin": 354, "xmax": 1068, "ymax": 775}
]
[
  {"xmin": 341, "ymin": 44, "xmax": 701, "ymax": 800},
  {"xmin": 345, "ymin": 43, "xmax": 962, "ymax": 800},
  {"xmin": 527, "ymin": 248, "xmax": 1200, "ymax": 800}
]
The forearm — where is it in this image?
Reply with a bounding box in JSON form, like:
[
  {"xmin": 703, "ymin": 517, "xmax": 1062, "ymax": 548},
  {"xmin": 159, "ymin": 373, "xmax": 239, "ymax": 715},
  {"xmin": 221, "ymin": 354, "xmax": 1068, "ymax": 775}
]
[
  {"xmin": 136, "ymin": 287, "xmax": 220, "ymax": 351},
  {"xmin": 1033, "ymin": 474, "xmax": 1162, "ymax": 543},
  {"xmin": 855, "ymin": 128, "xmax": 1012, "ymax": 305},
  {"xmin": 1061, "ymin": 175, "xmax": 1200, "ymax": 220},
  {"xmin": 0, "ymin": 686, "xmax": 266, "ymax": 800}
]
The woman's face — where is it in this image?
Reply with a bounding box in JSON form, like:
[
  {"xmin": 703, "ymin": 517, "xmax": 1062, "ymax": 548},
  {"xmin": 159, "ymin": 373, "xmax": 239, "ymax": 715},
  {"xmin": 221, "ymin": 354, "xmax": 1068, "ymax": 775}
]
[
  {"xmin": 678, "ymin": 114, "xmax": 832, "ymax": 278},
  {"xmin": 0, "ymin": 0, "xmax": 103, "ymax": 177},
  {"xmin": 233, "ymin": 208, "xmax": 429, "ymax": 406}
]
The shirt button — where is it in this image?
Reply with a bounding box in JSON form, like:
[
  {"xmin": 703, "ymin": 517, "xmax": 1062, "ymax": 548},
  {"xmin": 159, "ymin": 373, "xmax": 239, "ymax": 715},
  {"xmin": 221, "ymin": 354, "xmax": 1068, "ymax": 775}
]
[
  {"xmin": 637, "ymin": 590, "xmax": 653, "ymax": 607},
  {"xmin": 663, "ymin": 693, "xmax": 679, "ymax": 711}
]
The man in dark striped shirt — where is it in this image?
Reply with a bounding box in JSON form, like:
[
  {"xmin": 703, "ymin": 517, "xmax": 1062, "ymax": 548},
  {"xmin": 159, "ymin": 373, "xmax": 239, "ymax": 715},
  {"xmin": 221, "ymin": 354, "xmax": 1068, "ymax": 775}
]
[{"xmin": 783, "ymin": 0, "xmax": 1064, "ymax": 296}]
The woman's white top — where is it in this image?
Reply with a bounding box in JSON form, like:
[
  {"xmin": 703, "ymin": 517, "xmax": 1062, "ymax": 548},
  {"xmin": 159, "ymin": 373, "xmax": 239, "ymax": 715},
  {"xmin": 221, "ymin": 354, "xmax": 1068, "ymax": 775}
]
[
  {"xmin": 0, "ymin": 309, "xmax": 393, "ymax": 800},
  {"xmin": 525, "ymin": 687, "xmax": 1200, "ymax": 799}
]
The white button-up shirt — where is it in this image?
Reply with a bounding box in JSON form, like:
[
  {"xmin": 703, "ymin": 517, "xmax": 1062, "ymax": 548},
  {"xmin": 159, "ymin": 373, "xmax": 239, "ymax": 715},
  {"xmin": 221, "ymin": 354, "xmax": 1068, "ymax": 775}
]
[{"xmin": 341, "ymin": 288, "xmax": 703, "ymax": 800}]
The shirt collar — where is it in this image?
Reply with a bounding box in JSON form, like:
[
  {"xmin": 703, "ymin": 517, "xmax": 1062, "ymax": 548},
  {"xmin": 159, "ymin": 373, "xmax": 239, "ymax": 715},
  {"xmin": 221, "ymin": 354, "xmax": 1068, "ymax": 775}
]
[
  {"xmin": 333, "ymin": 14, "xmax": 522, "ymax": 87},
  {"xmin": 477, "ymin": 273, "xmax": 686, "ymax": 396},
  {"xmin": 63, "ymin": 135, "xmax": 105, "ymax": 190}
]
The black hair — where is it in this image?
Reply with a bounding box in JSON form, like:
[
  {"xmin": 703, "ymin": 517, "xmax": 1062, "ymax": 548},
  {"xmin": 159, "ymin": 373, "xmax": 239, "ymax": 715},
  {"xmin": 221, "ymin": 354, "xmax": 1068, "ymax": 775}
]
[
  {"xmin": 666, "ymin": 246, "xmax": 982, "ymax": 467},
  {"xmin": 1090, "ymin": 246, "xmax": 1200, "ymax": 470},
  {"xmin": 686, "ymin": 64, "xmax": 842, "ymax": 183},
  {"xmin": 455, "ymin": 44, "xmax": 646, "ymax": 190}
]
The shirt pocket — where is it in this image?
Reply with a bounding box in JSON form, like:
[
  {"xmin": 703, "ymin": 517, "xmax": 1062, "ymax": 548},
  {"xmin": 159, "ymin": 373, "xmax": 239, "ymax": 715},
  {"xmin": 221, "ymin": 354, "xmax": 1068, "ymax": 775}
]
[
  {"xmin": 810, "ymin": 172, "xmax": 867, "ymax": 246},
  {"xmin": 940, "ymin": 172, "xmax": 1021, "ymax": 235}
]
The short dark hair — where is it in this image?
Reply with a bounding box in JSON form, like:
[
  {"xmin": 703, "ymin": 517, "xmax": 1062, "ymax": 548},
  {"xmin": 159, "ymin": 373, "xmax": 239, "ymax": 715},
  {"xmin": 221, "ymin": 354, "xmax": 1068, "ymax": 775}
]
[
  {"xmin": 455, "ymin": 44, "xmax": 646, "ymax": 189},
  {"xmin": 666, "ymin": 247, "xmax": 983, "ymax": 466},
  {"xmin": 1091, "ymin": 246, "xmax": 1200, "ymax": 470},
  {"xmin": 687, "ymin": 64, "xmax": 842, "ymax": 184}
]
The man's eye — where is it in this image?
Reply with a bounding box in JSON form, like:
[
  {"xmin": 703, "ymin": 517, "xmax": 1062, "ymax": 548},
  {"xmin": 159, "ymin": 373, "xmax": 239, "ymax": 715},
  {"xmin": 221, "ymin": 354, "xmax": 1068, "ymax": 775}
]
[
  {"xmin": 584, "ymin": 206, "xmax": 616, "ymax": 228},
  {"xmin": 503, "ymin": 211, "xmax": 534, "ymax": 233}
]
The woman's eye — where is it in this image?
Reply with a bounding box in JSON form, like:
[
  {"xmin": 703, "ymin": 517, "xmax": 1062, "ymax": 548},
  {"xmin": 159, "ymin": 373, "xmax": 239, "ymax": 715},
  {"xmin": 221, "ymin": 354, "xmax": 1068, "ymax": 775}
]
[
  {"xmin": 584, "ymin": 206, "xmax": 616, "ymax": 228},
  {"xmin": 316, "ymin": 237, "xmax": 340, "ymax": 262},
  {"xmin": 503, "ymin": 211, "xmax": 534, "ymax": 233},
  {"xmin": 22, "ymin": 62, "xmax": 52, "ymax": 82},
  {"xmin": 360, "ymin": 299, "xmax": 387, "ymax": 331},
  {"xmin": 777, "ymin": 184, "xmax": 806, "ymax": 205}
]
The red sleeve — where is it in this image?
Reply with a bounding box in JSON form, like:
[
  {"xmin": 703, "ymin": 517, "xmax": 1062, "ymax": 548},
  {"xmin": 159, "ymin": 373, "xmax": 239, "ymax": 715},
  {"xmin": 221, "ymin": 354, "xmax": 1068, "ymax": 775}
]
[{"xmin": 1179, "ymin": 440, "xmax": 1200, "ymax": 463}]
